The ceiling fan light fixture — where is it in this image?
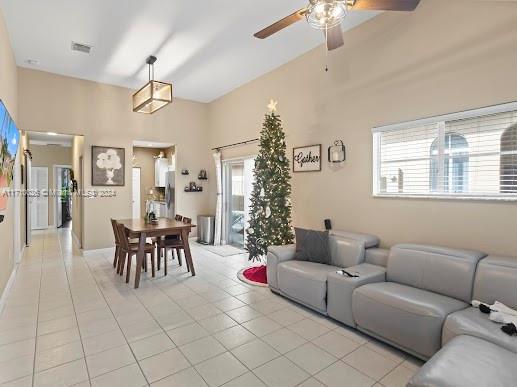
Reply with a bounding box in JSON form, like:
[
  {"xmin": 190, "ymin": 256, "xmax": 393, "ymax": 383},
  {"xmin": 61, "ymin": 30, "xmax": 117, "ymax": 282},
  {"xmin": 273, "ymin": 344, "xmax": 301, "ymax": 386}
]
[
  {"xmin": 133, "ymin": 56, "xmax": 173, "ymax": 114},
  {"xmin": 306, "ymin": 0, "xmax": 348, "ymax": 30}
]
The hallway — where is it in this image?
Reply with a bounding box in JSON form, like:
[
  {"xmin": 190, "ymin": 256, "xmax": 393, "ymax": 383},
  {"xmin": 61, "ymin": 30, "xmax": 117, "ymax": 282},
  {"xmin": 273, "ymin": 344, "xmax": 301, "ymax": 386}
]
[{"xmin": 0, "ymin": 230, "xmax": 420, "ymax": 387}]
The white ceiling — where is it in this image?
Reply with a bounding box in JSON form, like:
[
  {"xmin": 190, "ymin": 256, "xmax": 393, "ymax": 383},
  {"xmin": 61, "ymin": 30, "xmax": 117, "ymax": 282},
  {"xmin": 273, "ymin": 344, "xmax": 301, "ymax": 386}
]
[
  {"xmin": 0, "ymin": 0, "xmax": 379, "ymax": 103},
  {"xmin": 28, "ymin": 131, "xmax": 74, "ymax": 146}
]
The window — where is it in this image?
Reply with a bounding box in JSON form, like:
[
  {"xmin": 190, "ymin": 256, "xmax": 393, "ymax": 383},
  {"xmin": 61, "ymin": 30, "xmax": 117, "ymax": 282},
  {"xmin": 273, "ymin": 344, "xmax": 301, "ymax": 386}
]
[
  {"xmin": 373, "ymin": 102, "xmax": 517, "ymax": 200},
  {"xmin": 501, "ymin": 124, "xmax": 517, "ymax": 193},
  {"xmin": 430, "ymin": 133, "xmax": 469, "ymax": 193}
]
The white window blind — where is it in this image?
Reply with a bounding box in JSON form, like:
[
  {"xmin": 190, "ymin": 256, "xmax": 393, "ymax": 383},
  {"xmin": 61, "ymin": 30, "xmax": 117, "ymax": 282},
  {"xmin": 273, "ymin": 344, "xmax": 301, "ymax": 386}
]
[{"xmin": 373, "ymin": 102, "xmax": 517, "ymax": 200}]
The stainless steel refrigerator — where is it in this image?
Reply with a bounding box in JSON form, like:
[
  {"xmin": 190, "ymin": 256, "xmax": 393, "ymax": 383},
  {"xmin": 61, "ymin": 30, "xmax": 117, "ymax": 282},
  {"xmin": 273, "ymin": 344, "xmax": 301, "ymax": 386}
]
[{"xmin": 164, "ymin": 171, "xmax": 175, "ymax": 218}]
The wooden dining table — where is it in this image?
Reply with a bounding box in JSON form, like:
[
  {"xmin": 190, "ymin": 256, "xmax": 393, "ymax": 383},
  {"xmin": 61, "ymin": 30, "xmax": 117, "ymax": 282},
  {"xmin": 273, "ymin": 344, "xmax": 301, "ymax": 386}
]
[{"xmin": 117, "ymin": 218, "xmax": 197, "ymax": 288}]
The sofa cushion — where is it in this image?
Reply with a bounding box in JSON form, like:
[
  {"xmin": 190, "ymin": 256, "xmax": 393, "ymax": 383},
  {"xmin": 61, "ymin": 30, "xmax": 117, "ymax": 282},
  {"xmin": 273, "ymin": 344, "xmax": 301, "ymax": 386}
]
[
  {"xmin": 328, "ymin": 231, "xmax": 379, "ymax": 268},
  {"xmin": 352, "ymin": 282, "xmax": 468, "ymax": 359},
  {"xmin": 387, "ymin": 244, "xmax": 486, "ymax": 303},
  {"xmin": 294, "ymin": 228, "xmax": 330, "ymax": 264},
  {"xmin": 473, "ymin": 255, "xmax": 517, "ymax": 310},
  {"xmin": 277, "ymin": 261, "xmax": 340, "ymax": 312},
  {"xmin": 443, "ymin": 307, "xmax": 517, "ymax": 354},
  {"xmin": 408, "ymin": 335, "xmax": 517, "ymax": 387}
]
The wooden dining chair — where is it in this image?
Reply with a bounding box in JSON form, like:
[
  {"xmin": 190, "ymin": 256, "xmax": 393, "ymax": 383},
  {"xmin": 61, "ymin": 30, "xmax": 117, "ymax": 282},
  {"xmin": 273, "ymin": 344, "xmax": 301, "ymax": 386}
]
[
  {"xmin": 155, "ymin": 214, "xmax": 185, "ymax": 272},
  {"xmin": 116, "ymin": 223, "xmax": 156, "ymax": 283},
  {"xmin": 157, "ymin": 217, "xmax": 192, "ymax": 275},
  {"xmin": 110, "ymin": 219, "xmax": 121, "ymax": 269}
]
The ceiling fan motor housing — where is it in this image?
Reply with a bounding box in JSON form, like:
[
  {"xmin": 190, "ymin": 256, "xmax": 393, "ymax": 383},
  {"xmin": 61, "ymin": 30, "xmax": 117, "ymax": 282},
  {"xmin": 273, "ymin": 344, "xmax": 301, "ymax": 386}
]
[{"xmin": 306, "ymin": 0, "xmax": 349, "ymax": 30}]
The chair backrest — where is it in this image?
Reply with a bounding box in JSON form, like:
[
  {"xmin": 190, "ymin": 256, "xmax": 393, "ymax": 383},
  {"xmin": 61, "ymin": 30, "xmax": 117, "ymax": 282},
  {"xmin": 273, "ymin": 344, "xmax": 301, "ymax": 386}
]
[
  {"xmin": 116, "ymin": 223, "xmax": 130, "ymax": 250},
  {"xmin": 183, "ymin": 217, "xmax": 192, "ymax": 224},
  {"xmin": 175, "ymin": 214, "xmax": 183, "ymax": 221},
  {"xmin": 473, "ymin": 255, "xmax": 517, "ymax": 310},
  {"xmin": 387, "ymin": 244, "xmax": 486, "ymax": 303},
  {"xmin": 328, "ymin": 230, "xmax": 379, "ymax": 268},
  {"xmin": 110, "ymin": 219, "xmax": 120, "ymax": 244}
]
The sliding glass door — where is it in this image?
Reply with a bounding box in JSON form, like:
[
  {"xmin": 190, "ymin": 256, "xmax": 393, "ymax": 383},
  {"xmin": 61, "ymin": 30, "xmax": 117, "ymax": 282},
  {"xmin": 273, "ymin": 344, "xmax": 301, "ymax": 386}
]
[{"xmin": 222, "ymin": 157, "xmax": 255, "ymax": 248}]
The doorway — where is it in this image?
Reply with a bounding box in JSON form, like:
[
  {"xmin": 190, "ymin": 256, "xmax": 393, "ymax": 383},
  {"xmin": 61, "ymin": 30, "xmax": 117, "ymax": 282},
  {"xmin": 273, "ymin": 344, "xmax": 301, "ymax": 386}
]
[
  {"xmin": 222, "ymin": 156, "xmax": 255, "ymax": 248},
  {"xmin": 30, "ymin": 166, "xmax": 48, "ymax": 230},
  {"xmin": 55, "ymin": 165, "xmax": 72, "ymax": 228}
]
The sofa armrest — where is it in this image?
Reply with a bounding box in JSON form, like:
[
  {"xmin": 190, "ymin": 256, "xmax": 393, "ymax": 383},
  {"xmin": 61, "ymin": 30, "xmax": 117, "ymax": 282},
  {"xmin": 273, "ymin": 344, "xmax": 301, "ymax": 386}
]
[
  {"xmin": 267, "ymin": 244, "xmax": 296, "ymax": 290},
  {"xmin": 327, "ymin": 263, "xmax": 386, "ymax": 327}
]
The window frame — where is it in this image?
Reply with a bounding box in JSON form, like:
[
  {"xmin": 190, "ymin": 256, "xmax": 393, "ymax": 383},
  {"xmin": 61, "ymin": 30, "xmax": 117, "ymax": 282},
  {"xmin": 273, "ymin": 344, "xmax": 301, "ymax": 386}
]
[{"xmin": 372, "ymin": 101, "xmax": 517, "ymax": 202}]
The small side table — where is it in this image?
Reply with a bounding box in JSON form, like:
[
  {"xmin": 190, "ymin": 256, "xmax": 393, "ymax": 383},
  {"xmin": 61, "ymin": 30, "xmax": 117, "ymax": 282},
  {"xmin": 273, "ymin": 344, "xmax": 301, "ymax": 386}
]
[{"xmin": 327, "ymin": 263, "xmax": 386, "ymax": 327}]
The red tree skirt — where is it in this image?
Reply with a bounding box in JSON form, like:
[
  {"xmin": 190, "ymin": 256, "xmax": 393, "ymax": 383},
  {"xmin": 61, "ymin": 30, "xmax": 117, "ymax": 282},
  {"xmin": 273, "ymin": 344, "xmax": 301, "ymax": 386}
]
[{"xmin": 242, "ymin": 265, "xmax": 268, "ymax": 285}]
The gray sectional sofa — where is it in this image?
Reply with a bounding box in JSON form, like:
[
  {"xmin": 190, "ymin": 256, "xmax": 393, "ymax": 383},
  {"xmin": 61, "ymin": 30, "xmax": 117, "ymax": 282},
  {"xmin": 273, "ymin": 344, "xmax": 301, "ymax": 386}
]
[{"xmin": 267, "ymin": 231, "xmax": 517, "ymax": 387}]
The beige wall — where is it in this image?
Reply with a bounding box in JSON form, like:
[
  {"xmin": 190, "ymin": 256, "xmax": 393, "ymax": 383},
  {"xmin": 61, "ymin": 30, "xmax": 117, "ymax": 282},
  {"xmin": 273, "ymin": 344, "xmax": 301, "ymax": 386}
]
[
  {"xmin": 18, "ymin": 68, "xmax": 211, "ymax": 250},
  {"xmin": 0, "ymin": 8, "xmax": 18, "ymax": 294},
  {"xmin": 208, "ymin": 0, "xmax": 517, "ymax": 256},
  {"xmin": 71, "ymin": 135, "xmax": 84, "ymax": 247},
  {"xmin": 29, "ymin": 144, "xmax": 72, "ymax": 226}
]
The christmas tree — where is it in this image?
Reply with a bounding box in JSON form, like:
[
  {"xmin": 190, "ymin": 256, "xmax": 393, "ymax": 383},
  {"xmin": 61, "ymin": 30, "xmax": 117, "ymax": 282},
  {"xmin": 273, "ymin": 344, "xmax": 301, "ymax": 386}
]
[{"xmin": 247, "ymin": 100, "xmax": 294, "ymax": 261}]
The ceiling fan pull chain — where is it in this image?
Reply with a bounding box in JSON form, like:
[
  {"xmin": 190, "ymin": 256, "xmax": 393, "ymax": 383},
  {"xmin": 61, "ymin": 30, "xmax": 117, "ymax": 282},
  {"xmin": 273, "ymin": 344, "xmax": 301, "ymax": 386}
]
[{"xmin": 325, "ymin": 26, "xmax": 329, "ymax": 72}]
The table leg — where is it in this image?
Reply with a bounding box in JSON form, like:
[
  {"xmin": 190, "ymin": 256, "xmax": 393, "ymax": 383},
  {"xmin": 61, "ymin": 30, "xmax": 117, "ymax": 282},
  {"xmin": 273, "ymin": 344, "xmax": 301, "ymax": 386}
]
[
  {"xmin": 134, "ymin": 232, "xmax": 147, "ymax": 288},
  {"xmin": 181, "ymin": 229, "xmax": 195, "ymax": 276}
]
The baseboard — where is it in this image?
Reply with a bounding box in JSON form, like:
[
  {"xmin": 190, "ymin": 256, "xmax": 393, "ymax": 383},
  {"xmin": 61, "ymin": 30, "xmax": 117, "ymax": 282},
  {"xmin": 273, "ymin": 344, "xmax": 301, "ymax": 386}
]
[
  {"xmin": 83, "ymin": 247, "xmax": 115, "ymax": 257},
  {"xmin": 0, "ymin": 264, "xmax": 19, "ymax": 317},
  {"xmin": 71, "ymin": 231, "xmax": 81, "ymax": 249},
  {"xmin": 17, "ymin": 245, "xmax": 25, "ymax": 263}
]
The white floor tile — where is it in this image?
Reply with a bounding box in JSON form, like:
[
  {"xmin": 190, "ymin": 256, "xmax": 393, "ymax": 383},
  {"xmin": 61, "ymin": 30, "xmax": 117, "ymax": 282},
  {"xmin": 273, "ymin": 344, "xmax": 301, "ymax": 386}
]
[
  {"xmin": 195, "ymin": 352, "xmax": 247, "ymax": 387},
  {"xmin": 151, "ymin": 367, "xmax": 208, "ymax": 387},
  {"xmin": 139, "ymin": 348, "xmax": 190, "ymax": 383},
  {"xmin": 35, "ymin": 340, "xmax": 84, "ymax": 372},
  {"xmin": 86, "ymin": 345, "xmax": 136, "ymax": 378},
  {"xmin": 314, "ymin": 361, "xmax": 375, "ymax": 387},
  {"xmin": 253, "ymin": 356, "xmax": 310, "ymax": 387},
  {"xmin": 343, "ymin": 346, "xmax": 399, "ymax": 381},
  {"xmin": 34, "ymin": 358, "xmax": 89, "ymax": 387},
  {"xmin": 285, "ymin": 342, "xmax": 337, "ymax": 375},
  {"xmin": 179, "ymin": 336, "xmax": 226, "ymax": 364},
  {"xmin": 213, "ymin": 325, "xmax": 256, "ymax": 350},
  {"xmin": 130, "ymin": 332, "xmax": 176, "ymax": 360},
  {"xmin": 261, "ymin": 328, "xmax": 307, "ymax": 354},
  {"xmin": 231, "ymin": 339, "xmax": 280, "ymax": 369},
  {"xmin": 91, "ymin": 363, "xmax": 147, "ymax": 387},
  {"xmin": 167, "ymin": 322, "xmax": 210, "ymax": 346}
]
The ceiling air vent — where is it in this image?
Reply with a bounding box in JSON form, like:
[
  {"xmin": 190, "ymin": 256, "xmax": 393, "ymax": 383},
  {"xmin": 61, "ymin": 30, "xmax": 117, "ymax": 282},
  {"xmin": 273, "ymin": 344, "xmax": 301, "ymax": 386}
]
[{"xmin": 71, "ymin": 41, "xmax": 92, "ymax": 54}]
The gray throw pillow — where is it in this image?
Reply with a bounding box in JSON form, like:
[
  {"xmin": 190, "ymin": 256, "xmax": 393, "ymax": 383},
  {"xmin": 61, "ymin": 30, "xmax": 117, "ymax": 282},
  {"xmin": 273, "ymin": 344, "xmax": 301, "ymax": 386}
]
[{"xmin": 294, "ymin": 228, "xmax": 330, "ymax": 264}]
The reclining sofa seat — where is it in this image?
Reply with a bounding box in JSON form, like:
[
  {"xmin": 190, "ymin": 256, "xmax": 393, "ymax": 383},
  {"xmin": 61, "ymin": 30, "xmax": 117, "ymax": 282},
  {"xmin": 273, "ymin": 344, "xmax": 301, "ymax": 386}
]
[
  {"xmin": 352, "ymin": 244, "xmax": 486, "ymax": 359},
  {"xmin": 267, "ymin": 230, "xmax": 380, "ymax": 313},
  {"xmin": 443, "ymin": 255, "xmax": 517, "ymax": 354}
]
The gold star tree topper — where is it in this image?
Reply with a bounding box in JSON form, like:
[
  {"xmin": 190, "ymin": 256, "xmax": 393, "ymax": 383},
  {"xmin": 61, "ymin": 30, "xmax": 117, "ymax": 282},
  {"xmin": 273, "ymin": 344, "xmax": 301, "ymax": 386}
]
[{"xmin": 267, "ymin": 99, "xmax": 278, "ymax": 113}]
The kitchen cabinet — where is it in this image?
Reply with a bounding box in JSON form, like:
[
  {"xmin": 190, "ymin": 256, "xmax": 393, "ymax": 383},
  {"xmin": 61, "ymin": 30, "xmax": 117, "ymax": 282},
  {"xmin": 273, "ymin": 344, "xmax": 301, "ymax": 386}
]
[{"xmin": 155, "ymin": 158, "xmax": 169, "ymax": 187}]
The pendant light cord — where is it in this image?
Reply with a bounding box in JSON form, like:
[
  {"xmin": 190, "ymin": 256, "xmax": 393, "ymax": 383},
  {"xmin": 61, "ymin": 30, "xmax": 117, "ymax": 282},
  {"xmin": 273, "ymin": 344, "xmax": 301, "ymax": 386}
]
[{"xmin": 325, "ymin": 25, "xmax": 329, "ymax": 72}]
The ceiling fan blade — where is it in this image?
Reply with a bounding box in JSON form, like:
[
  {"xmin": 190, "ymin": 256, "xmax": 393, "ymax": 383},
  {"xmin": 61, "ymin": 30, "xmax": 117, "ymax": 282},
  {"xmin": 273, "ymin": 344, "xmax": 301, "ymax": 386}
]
[
  {"xmin": 350, "ymin": 0, "xmax": 421, "ymax": 11},
  {"xmin": 325, "ymin": 25, "xmax": 344, "ymax": 51},
  {"xmin": 254, "ymin": 8, "xmax": 307, "ymax": 39}
]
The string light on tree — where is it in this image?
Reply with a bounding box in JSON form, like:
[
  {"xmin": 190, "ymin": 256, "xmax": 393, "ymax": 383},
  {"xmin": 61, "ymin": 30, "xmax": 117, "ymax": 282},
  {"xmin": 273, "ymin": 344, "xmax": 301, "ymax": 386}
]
[{"xmin": 246, "ymin": 99, "xmax": 294, "ymax": 261}]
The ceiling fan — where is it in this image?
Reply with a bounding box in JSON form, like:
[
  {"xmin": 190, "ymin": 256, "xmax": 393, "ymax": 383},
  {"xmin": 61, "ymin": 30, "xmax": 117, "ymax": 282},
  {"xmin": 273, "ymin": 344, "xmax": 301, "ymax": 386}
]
[{"xmin": 254, "ymin": 0, "xmax": 421, "ymax": 51}]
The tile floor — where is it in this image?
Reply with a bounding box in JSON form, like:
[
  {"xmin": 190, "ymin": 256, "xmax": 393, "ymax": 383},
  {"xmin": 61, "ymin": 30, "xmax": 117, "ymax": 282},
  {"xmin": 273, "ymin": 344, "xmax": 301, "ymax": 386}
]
[{"xmin": 0, "ymin": 229, "xmax": 423, "ymax": 387}]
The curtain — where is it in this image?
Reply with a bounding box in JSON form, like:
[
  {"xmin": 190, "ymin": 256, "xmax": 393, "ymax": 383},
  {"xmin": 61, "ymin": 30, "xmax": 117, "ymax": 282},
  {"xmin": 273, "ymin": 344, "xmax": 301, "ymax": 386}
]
[
  {"xmin": 213, "ymin": 151, "xmax": 223, "ymax": 245},
  {"xmin": 243, "ymin": 157, "xmax": 256, "ymax": 246}
]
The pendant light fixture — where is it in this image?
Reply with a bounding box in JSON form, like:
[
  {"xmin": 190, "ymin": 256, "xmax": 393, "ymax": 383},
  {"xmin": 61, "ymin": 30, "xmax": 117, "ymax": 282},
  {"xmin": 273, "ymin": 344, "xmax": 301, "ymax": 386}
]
[{"xmin": 132, "ymin": 56, "xmax": 173, "ymax": 114}]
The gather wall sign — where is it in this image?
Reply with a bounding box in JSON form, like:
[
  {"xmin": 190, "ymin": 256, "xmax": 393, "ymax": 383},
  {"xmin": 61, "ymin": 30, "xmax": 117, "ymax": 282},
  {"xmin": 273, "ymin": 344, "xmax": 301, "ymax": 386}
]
[{"xmin": 292, "ymin": 144, "xmax": 321, "ymax": 172}]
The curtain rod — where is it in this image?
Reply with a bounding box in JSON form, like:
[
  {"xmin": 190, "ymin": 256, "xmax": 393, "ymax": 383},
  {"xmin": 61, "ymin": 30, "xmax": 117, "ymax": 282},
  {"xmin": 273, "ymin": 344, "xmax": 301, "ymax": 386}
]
[{"xmin": 212, "ymin": 138, "xmax": 259, "ymax": 151}]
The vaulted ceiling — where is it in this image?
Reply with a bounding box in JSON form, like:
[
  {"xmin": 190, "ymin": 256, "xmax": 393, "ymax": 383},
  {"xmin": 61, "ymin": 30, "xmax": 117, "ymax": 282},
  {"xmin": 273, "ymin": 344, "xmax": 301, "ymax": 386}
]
[{"xmin": 0, "ymin": 0, "xmax": 379, "ymax": 102}]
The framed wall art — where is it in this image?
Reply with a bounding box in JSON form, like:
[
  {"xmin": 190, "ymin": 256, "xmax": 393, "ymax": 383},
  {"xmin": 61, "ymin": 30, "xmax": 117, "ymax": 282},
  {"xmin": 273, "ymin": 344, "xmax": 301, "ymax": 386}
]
[
  {"xmin": 292, "ymin": 144, "xmax": 321, "ymax": 172},
  {"xmin": 91, "ymin": 146, "xmax": 125, "ymax": 186}
]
